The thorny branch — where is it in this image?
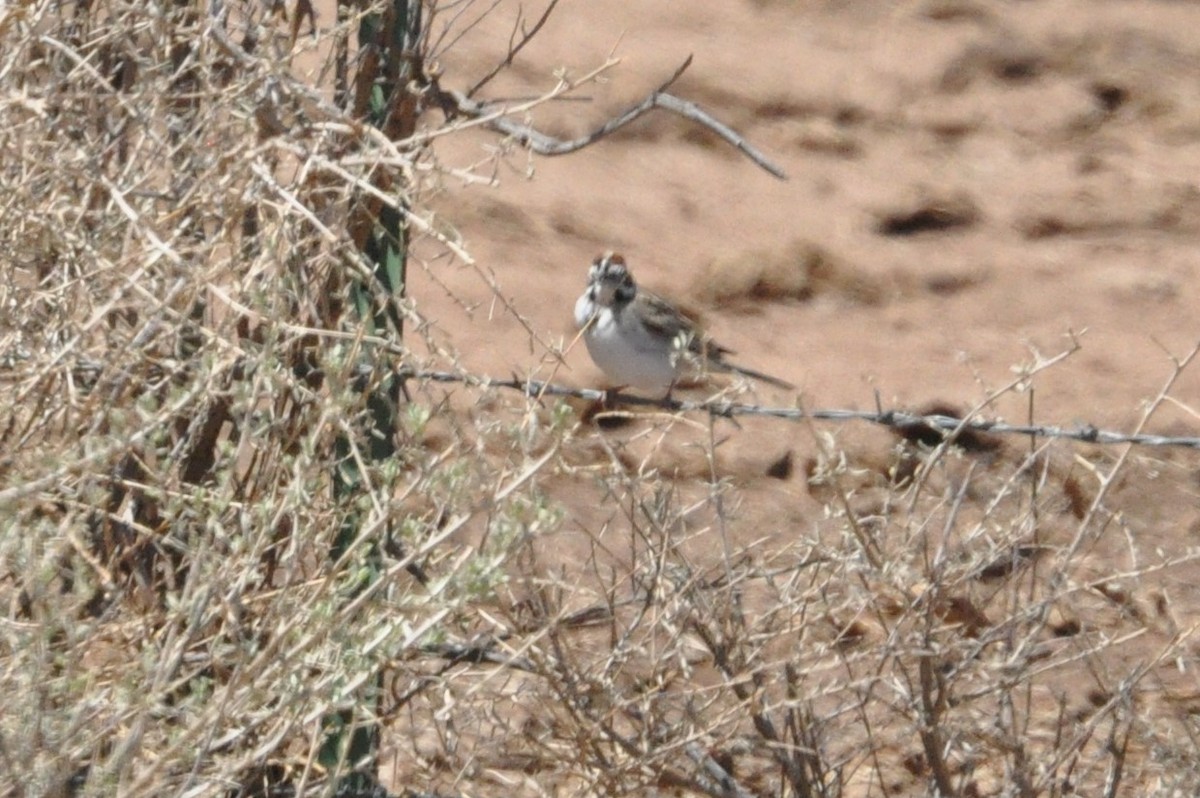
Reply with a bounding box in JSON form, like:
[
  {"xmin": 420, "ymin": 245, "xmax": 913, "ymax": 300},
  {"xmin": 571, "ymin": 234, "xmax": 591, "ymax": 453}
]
[{"xmin": 400, "ymin": 369, "xmax": 1200, "ymax": 450}]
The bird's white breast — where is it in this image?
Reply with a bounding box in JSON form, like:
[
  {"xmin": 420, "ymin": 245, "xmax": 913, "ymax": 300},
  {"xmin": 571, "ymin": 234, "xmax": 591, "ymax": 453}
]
[
  {"xmin": 575, "ymin": 291, "xmax": 676, "ymax": 395},
  {"xmin": 573, "ymin": 292, "xmax": 596, "ymax": 331}
]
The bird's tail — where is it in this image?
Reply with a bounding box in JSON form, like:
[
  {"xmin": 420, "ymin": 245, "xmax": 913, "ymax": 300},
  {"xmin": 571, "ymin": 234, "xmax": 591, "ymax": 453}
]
[{"xmin": 728, "ymin": 363, "xmax": 795, "ymax": 390}]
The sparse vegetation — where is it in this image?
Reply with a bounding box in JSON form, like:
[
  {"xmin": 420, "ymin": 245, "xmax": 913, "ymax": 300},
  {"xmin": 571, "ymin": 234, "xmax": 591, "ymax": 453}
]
[{"xmin": 2, "ymin": 1, "xmax": 1199, "ymax": 797}]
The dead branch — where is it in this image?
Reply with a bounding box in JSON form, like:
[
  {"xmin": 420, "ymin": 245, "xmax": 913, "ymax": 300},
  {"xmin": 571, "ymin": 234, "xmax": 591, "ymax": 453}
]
[
  {"xmin": 441, "ymin": 55, "xmax": 788, "ymax": 180},
  {"xmin": 418, "ymin": 638, "xmax": 536, "ymax": 672}
]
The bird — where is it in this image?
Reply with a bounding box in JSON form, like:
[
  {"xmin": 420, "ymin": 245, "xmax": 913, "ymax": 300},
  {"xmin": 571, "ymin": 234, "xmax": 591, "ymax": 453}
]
[{"xmin": 573, "ymin": 251, "xmax": 795, "ymax": 397}]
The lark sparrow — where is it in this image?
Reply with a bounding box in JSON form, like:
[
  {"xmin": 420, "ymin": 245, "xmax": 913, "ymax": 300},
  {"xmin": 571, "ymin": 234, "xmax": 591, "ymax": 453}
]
[{"xmin": 573, "ymin": 252, "xmax": 795, "ymax": 397}]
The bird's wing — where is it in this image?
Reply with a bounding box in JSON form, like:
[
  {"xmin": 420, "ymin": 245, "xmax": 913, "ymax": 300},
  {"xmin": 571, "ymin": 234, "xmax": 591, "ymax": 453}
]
[
  {"xmin": 635, "ymin": 289, "xmax": 793, "ymax": 388},
  {"xmin": 633, "ymin": 290, "xmax": 733, "ymax": 357}
]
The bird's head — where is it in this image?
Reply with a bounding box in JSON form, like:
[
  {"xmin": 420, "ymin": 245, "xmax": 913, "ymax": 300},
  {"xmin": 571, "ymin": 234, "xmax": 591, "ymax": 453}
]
[{"xmin": 587, "ymin": 251, "xmax": 637, "ymax": 307}]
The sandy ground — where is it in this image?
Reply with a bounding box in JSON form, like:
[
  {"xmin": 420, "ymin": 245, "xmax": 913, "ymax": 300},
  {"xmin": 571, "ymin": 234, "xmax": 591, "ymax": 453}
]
[
  {"xmin": 417, "ymin": 0, "xmax": 1200, "ymax": 430},
  {"xmin": 386, "ymin": 0, "xmax": 1200, "ymax": 793}
]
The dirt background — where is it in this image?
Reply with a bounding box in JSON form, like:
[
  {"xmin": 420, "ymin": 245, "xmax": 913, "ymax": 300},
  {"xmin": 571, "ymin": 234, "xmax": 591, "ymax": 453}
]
[
  {"xmin": 417, "ymin": 0, "xmax": 1200, "ymax": 424},
  {"xmin": 390, "ymin": 0, "xmax": 1200, "ymax": 793}
]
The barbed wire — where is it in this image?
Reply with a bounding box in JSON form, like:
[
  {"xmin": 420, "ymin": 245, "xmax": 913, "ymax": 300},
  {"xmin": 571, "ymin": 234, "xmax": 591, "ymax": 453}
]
[{"xmin": 401, "ymin": 369, "xmax": 1200, "ymax": 450}]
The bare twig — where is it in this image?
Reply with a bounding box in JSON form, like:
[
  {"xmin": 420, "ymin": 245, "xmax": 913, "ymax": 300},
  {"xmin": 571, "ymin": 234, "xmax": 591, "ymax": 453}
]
[
  {"xmin": 683, "ymin": 741, "xmax": 758, "ymax": 798},
  {"xmin": 466, "ymin": 0, "xmax": 563, "ymax": 97},
  {"xmin": 443, "ymin": 55, "xmax": 788, "ymax": 180},
  {"xmin": 917, "ymin": 654, "xmax": 955, "ymax": 797},
  {"xmin": 418, "ymin": 638, "xmax": 536, "ymax": 672}
]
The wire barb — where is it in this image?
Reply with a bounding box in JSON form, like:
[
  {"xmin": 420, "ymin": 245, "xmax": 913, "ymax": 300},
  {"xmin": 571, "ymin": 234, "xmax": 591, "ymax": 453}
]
[{"xmin": 400, "ymin": 369, "xmax": 1200, "ymax": 450}]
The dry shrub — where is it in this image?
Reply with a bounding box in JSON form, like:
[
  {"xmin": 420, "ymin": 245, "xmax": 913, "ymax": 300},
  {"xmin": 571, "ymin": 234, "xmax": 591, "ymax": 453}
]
[
  {"xmin": 0, "ymin": 0, "xmax": 564, "ymax": 793},
  {"xmin": 378, "ymin": 398, "xmax": 1200, "ymax": 798}
]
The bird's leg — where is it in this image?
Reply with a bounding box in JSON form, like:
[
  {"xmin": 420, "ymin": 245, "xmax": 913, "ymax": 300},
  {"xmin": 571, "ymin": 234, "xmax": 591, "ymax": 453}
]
[{"xmin": 664, "ymin": 378, "xmax": 678, "ymax": 404}]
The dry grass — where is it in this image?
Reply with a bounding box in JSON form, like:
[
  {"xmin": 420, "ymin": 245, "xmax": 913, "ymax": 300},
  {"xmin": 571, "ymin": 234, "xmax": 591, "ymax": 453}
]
[{"xmin": 2, "ymin": 1, "xmax": 1200, "ymax": 797}]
